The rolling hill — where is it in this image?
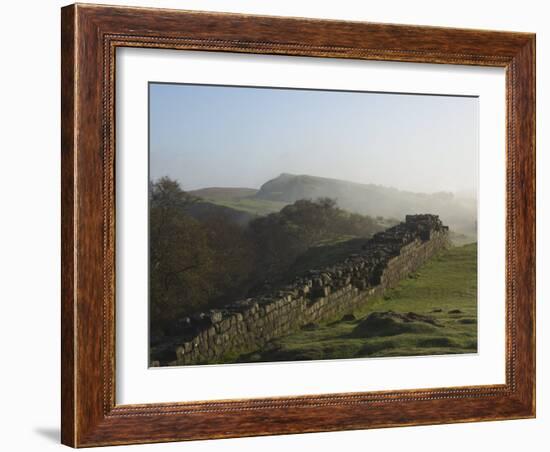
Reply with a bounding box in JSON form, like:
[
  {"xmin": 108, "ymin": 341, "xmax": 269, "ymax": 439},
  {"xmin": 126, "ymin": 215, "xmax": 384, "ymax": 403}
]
[
  {"xmin": 254, "ymin": 173, "xmax": 476, "ymax": 237},
  {"xmin": 188, "ymin": 187, "xmax": 287, "ymax": 217},
  {"xmin": 186, "ymin": 173, "xmax": 476, "ymax": 238},
  {"xmin": 184, "ymin": 201, "xmax": 256, "ymax": 226},
  {"xmin": 189, "ymin": 187, "xmax": 258, "ymax": 200}
]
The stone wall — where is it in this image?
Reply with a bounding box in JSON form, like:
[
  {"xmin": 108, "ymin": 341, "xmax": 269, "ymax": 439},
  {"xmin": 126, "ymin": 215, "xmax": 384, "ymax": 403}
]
[{"xmin": 151, "ymin": 214, "xmax": 450, "ymax": 366}]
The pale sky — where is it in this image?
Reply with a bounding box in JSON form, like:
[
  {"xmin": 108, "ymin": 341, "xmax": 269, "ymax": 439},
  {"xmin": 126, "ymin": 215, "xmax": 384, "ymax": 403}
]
[{"xmin": 149, "ymin": 82, "xmax": 478, "ymax": 194}]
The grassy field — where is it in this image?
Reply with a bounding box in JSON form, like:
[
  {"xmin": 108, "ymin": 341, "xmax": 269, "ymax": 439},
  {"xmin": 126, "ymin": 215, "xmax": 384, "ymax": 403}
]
[
  {"xmin": 203, "ymin": 197, "xmax": 289, "ymax": 216},
  {"xmin": 235, "ymin": 242, "xmax": 478, "ymax": 363}
]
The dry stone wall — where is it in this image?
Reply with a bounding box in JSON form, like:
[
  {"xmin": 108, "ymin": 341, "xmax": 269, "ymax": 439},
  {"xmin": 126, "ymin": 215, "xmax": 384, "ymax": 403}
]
[{"xmin": 151, "ymin": 214, "xmax": 450, "ymax": 366}]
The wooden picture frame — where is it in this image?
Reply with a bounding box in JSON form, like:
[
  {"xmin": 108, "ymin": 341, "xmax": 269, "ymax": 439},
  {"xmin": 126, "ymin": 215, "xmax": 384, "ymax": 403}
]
[{"xmin": 61, "ymin": 3, "xmax": 535, "ymax": 447}]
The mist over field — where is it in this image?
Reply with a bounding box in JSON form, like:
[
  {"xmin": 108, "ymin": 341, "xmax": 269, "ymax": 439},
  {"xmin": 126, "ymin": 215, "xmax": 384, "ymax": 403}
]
[{"xmin": 186, "ymin": 172, "xmax": 476, "ymax": 238}]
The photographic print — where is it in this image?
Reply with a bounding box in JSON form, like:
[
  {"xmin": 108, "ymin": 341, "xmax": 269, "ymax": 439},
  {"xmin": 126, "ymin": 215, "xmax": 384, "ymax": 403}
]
[{"xmin": 148, "ymin": 83, "xmax": 478, "ymax": 367}]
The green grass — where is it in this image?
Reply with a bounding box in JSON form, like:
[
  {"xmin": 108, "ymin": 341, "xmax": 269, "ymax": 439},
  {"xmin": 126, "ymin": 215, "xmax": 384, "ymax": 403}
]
[
  {"xmin": 204, "ymin": 197, "xmax": 289, "ymax": 216},
  {"xmin": 234, "ymin": 243, "xmax": 478, "ymax": 363},
  {"xmin": 449, "ymin": 230, "xmax": 477, "ymax": 246}
]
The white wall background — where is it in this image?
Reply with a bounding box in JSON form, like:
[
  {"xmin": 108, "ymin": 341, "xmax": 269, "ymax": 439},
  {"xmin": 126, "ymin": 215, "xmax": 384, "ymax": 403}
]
[{"xmin": 0, "ymin": 1, "xmax": 545, "ymax": 450}]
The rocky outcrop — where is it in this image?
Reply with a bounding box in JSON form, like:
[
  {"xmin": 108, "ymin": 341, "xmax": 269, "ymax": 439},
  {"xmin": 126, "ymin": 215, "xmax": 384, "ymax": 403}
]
[{"xmin": 151, "ymin": 214, "xmax": 450, "ymax": 366}]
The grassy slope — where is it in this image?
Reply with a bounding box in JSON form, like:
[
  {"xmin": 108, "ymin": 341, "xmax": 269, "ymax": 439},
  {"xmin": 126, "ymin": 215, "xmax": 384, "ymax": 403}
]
[
  {"xmin": 189, "ymin": 187, "xmax": 258, "ymax": 200},
  {"xmin": 188, "ymin": 186, "xmax": 289, "ymax": 216},
  {"xmin": 201, "ymin": 197, "xmax": 289, "ymax": 216},
  {"xmin": 234, "ymin": 243, "xmax": 478, "ymax": 363},
  {"xmin": 288, "ymin": 237, "xmax": 371, "ymax": 277}
]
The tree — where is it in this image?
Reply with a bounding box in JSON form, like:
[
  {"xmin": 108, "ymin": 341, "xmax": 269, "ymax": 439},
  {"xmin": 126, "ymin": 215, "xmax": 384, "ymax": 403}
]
[
  {"xmin": 150, "ymin": 178, "xmax": 213, "ymax": 334},
  {"xmin": 149, "ymin": 177, "xmax": 256, "ymax": 336}
]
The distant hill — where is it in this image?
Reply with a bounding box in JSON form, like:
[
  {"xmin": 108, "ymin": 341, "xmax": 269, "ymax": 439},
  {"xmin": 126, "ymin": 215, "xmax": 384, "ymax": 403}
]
[
  {"xmin": 255, "ymin": 173, "xmax": 476, "ymax": 237},
  {"xmin": 189, "ymin": 187, "xmax": 258, "ymax": 201},
  {"xmin": 185, "ymin": 173, "xmax": 476, "ymax": 237},
  {"xmin": 184, "ymin": 201, "xmax": 255, "ymax": 227},
  {"xmin": 189, "ymin": 186, "xmax": 288, "ymax": 217}
]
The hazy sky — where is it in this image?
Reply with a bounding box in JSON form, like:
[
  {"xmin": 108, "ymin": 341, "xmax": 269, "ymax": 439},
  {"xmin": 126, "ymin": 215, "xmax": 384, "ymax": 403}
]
[{"xmin": 149, "ymin": 83, "xmax": 478, "ymax": 194}]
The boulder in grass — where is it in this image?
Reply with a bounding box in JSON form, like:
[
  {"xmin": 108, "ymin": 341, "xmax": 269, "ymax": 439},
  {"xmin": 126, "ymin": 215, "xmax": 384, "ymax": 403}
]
[
  {"xmin": 352, "ymin": 311, "xmax": 440, "ymax": 338},
  {"xmin": 341, "ymin": 313, "xmax": 356, "ymax": 322}
]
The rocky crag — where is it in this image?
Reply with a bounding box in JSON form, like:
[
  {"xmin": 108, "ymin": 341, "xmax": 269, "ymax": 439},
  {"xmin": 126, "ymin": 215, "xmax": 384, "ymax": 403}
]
[{"xmin": 151, "ymin": 214, "xmax": 450, "ymax": 366}]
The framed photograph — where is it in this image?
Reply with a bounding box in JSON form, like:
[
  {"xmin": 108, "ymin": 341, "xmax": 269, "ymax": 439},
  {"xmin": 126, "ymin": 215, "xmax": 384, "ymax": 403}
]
[{"xmin": 61, "ymin": 3, "xmax": 535, "ymax": 447}]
